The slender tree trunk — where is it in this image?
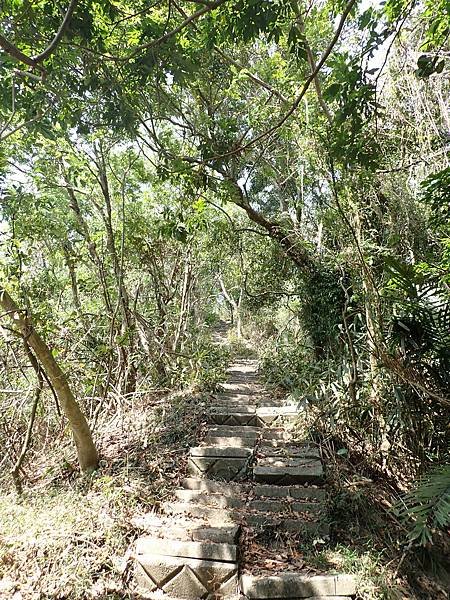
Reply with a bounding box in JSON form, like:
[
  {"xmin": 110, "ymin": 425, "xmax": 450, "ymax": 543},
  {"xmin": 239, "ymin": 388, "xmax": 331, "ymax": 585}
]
[
  {"xmin": 96, "ymin": 149, "xmax": 137, "ymax": 394},
  {"xmin": 354, "ymin": 209, "xmax": 390, "ymax": 467},
  {"xmin": 218, "ymin": 276, "xmax": 242, "ymax": 338},
  {"xmin": 0, "ymin": 288, "xmax": 99, "ymax": 472},
  {"xmin": 62, "ymin": 242, "xmax": 92, "ymax": 338}
]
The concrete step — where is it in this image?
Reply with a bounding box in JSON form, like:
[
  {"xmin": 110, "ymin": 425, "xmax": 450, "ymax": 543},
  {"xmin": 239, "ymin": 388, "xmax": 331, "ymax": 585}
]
[
  {"xmin": 239, "ymin": 573, "xmax": 356, "ymax": 598},
  {"xmin": 181, "ymin": 478, "xmax": 326, "ymax": 502},
  {"xmin": 205, "ymin": 425, "xmax": 263, "ymax": 439},
  {"xmin": 208, "ymin": 407, "xmax": 297, "ymax": 427},
  {"xmin": 219, "ymin": 383, "xmax": 265, "ymax": 393},
  {"xmin": 135, "ymin": 552, "xmax": 238, "ymax": 598},
  {"xmin": 259, "ymin": 441, "xmax": 321, "ymax": 459},
  {"xmin": 210, "ymin": 404, "xmax": 257, "ymax": 413},
  {"xmin": 162, "ymin": 501, "xmax": 241, "ymax": 525},
  {"xmin": 175, "ymin": 489, "xmax": 245, "ymax": 509},
  {"xmin": 131, "ymin": 513, "xmax": 239, "ymax": 544},
  {"xmin": 189, "ymin": 443, "xmax": 254, "ymax": 483},
  {"xmin": 253, "ymin": 458, "xmax": 324, "ymax": 485},
  {"xmin": 245, "ymin": 514, "xmax": 329, "ymax": 535},
  {"xmin": 248, "ymin": 498, "xmax": 323, "ymax": 515},
  {"xmin": 203, "ymin": 435, "xmax": 258, "ymax": 447},
  {"xmin": 175, "ymin": 490, "xmax": 323, "ymax": 516},
  {"xmin": 136, "ymin": 536, "xmax": 237, "ymax": 562},
  {"xmin": 253, "ymin": 484, "xmax": 326, "ymax": 502},
  {"xmin": 190, "ymin": 446, "xmax": 254, "ymax": 457},
  {"xmin": 208, "ymin": 411, "xmax": 259, "ymax": 427},
  {"xmin": 181, "ymin": 477, "xmax": 248, "ymax": 495}
]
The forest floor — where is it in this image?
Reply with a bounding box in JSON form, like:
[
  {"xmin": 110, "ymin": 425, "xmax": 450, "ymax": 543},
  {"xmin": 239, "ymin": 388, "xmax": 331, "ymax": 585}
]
[{"xmin": 0, "ymin": 332, "xmax": 449, "ymax": 599}]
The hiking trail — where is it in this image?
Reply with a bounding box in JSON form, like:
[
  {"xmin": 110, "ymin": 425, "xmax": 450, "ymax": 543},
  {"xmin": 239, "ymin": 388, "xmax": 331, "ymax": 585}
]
[{"xmin": 133, "ymin": 357, "xmax": 356, "ymax": 599}]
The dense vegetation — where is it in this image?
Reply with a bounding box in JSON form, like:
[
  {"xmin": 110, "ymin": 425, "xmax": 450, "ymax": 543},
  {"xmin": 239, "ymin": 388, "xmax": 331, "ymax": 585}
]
[{"xmin": 0, "ymin": 0, "xmax": 449, "ymax": 597}]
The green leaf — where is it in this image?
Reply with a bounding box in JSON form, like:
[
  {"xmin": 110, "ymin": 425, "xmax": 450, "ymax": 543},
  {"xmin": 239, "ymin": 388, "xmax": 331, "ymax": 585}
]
[{"xmin": 324, "ymin": 83, "xmax": 341, "ymax": 101}]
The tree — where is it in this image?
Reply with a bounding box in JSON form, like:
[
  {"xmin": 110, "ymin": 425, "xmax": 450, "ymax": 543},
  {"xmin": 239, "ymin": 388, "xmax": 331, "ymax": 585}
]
[{"xmin": 0, "ymin": 288, "xmax": 99, "ymax": 472}]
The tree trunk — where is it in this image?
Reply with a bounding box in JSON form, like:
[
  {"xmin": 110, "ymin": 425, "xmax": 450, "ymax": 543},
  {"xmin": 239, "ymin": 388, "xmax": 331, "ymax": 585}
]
[
  {"xmin": 0, "ymin": 288, "xmax": 99, "ymax": 472},
  {"xmin": 218, "ymin": 276, "xmax": 242, "ymax": 338}
]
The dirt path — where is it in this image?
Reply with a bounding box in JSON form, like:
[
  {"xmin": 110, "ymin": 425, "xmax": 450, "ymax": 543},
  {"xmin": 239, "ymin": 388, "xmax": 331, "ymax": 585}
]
[{"xmin": 133, "ymin": 358, "xmax": 356, "ymax": 599}]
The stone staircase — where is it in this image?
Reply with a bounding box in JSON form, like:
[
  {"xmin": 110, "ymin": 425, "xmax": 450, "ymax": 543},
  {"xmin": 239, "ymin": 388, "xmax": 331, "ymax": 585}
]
[{"xmin": 134, "ymin": 359, "xmax": 356, "ymax": 599}]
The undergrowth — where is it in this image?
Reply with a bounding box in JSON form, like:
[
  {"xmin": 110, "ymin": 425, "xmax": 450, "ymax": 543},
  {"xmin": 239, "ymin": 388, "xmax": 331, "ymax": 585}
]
[
  {"xmin": 0, "ymin": 387, "xmax": 208, "ymax": 599},
  {"xmin": 258, "ymin": 336, "xmax": 450, "ymax": 599}
]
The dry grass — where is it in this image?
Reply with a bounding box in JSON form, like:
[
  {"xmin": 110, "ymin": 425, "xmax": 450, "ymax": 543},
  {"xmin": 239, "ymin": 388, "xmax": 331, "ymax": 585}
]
[{"xmin": 0, "ymin": 388, "xmax": 208, "ymax": 599}]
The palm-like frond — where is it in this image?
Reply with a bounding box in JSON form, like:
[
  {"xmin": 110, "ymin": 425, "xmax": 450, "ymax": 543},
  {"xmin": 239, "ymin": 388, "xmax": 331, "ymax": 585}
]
[{"xmin": 396, "ymin": 463, "xmax": 450, "ymax": 545}]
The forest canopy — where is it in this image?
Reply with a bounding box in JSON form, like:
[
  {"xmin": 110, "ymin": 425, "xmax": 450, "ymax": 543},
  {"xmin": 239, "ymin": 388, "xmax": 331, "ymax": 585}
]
[{"xmin": 0, "ymin": 0, "xmax": 449, "ymax": 597}]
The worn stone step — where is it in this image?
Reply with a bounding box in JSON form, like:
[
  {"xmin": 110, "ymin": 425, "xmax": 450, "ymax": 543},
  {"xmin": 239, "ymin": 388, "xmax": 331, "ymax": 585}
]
[
  {"xmin": 181, "ymin": 477, "xmax": 247, "ymax": 495},
  {"xmin": 213, "ymin": 400, "xmax": 257, "ymax": 409},
  {"xmin": 188, "ymin": 455, "xmax": 251, "ymax": 481},
  {"xmin": 253, "ymin": 458, "xmax": 324, "ymax": 485},
  {"xmin": 136, "ymin": 536, "xmax": 237, "ymax": 562},
  {"xmin": 136, "ymin": 552, "xmax": 238, "ymax": 598},
  {"xmin": 256, "ymin": 406, "xmax": 297, "ymax": 425},
  {"xmin": 206, "ymin": 425, "xmax": 263, "ymax": 438},
  {"xmin": 248, "ymin": 499, "xmax": 323, "ymax": 515},
  {"xmin": 175, "ymin": 489, "xmax": 245, "ymax": 509},
  {"xmin": 131, "ymin": 513, "xmax": 239, "ymax": 544},
  {"xmin": 259, "ymin": 442, "xmax": 321, "ymax": 460},
  {"xmin": 253, "ymin": 484, "xmax": 326, "ymax": 501},
  {"xmin": 220, "ymin": 383, "xmax": 265, "ymax": 393},
  {"xmin": 260, "ymin": 427, "xmax": 286, "ymax": 440},
  {"xmin": 191, "ymin": 446, "xmax": 254, "ymax": 458},
  {"xmin": 208, "ymin": 412, "xmax": 259, "ymax": 426},
  {"xmin": 239, "ymin": 573, "xmax": 356, "ymax": 598},
  {"xmin": 214, "ymin": 392, "xmax": 262, "ymax": 402},
  {"xmin": 163, "ymin": 501, "xmax": 241, "ymax": 525},
  {"xmin": 245, "ymin": 514, "xmax": 329, "ymax": 535},
  {"xmin": 210, "ymin": 405, "xmax": 256, "ymax": 414},
  {"xmin": 203, "ymin": 435, "xmax": 258, "ymax": 447}
]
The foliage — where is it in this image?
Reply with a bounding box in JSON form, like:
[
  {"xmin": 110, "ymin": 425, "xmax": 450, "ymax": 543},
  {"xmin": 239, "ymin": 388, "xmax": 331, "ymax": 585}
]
[
  {"xmin": 396, "ymin": 463, "xmax": 450, "ymax": 545},
  {"xmin": 0, "ymin": 0, "xmax": 449, "ymax": 594}
]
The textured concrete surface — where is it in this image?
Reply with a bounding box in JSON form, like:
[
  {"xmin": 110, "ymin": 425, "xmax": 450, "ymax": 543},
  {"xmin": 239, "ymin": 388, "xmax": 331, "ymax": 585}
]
[
  {"xmin": 135, "ymin": 537, "xmax": 237, "ymax": 562},
  {"xmin": 240, "ymin": 573, "xmax": 356, "ymax": 598}
]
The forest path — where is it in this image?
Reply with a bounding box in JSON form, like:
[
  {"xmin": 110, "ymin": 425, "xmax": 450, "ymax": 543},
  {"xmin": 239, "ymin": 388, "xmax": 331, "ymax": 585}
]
[{"xmin": 133, "ymin": 358, "xmax": 357, "ymax": 599}]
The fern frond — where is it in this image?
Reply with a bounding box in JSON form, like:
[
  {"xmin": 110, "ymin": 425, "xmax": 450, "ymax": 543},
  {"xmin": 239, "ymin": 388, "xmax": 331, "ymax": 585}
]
[{"xmin": 396, "ymin": 463, "xmax": 450, "ymax": 545}]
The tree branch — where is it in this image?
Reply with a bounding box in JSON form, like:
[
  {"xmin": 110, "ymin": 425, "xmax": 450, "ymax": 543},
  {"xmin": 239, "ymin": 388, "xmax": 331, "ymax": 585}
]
[
  {"xmin": 33, "ymin": 0, "xmax": 79, "ymax": 62},
  {"xmin": 204, "ymin": 0, "xmax": 357, "ymax": 162},
  {"xmin": 0, "ymin": 0, "xmax": 78, "ymax": 69}
]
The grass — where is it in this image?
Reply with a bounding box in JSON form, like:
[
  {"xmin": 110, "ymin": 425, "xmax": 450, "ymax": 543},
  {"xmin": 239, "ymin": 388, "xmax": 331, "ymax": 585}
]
[{"xmin": 0, "ymin": 387, "xmax": 208, "ymax": 599}]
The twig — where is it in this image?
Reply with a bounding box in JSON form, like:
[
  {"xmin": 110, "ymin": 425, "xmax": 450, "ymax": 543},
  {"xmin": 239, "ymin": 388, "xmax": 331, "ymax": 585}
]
[{"xmin": 11, "ymin": 341, "xmax": 43, "ymax": 494}]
